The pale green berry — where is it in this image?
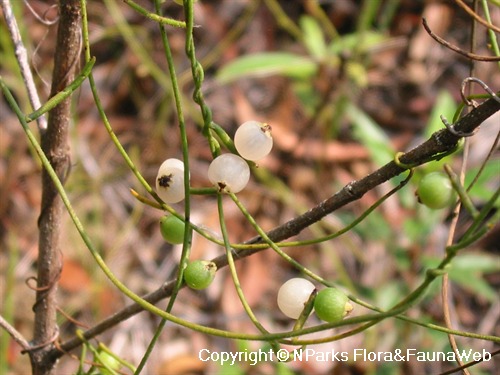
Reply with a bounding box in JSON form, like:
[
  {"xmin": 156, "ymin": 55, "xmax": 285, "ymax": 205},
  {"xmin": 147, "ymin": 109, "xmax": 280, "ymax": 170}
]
[
  {"xmin": 159, "ymin": 215, "xmax": 185, "ymax": 244},
  {"xmin": 417, "ymin": 172, "xmax": 454, "ymax": 209},
  {"xmin": 184, "ymin": 260, "xmax": 217, "ymax": 290},
  {"xmin": 314, "ymin": 287, "xmax": 353, "ymax": 323}
]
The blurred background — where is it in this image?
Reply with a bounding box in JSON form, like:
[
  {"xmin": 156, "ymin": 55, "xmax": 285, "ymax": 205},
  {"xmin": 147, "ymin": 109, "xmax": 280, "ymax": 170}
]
[{"xmin": 1, "ymin": 0, "xmax": 499, "ymax": 374}]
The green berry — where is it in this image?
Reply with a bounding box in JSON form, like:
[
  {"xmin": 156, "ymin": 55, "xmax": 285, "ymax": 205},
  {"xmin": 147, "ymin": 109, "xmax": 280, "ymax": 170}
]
[
  {"xmin": 416, "ymin": 172, "xmax": 454, "ymax": 209},
  {"xmin": 159, "ymin": 215, "xmax": 185, "ymax": 244},
  {"xmin": 314, "ymin": 288, "xmax": 353, "ymax": 323},
  {"xmin": 184, "ymin": 260, "xmax": 217, "ymax": 290}
]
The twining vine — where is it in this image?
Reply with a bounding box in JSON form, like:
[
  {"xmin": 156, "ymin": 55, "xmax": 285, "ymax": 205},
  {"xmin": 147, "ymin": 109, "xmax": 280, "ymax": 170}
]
[{"xmin": 0, "ymin": 0, "xmax": 499, "ymax": 374}]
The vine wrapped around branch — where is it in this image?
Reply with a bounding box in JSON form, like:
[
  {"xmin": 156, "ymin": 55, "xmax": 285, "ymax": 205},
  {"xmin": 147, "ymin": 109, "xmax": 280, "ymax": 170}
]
[{"xmin": 53, "ymin": 92, "xmax": 500, "ymax": 357}]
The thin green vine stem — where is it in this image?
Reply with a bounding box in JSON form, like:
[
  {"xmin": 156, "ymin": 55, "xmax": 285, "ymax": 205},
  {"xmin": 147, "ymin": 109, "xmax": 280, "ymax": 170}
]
[
  {"xmin": 453, "ymin": 93, "xmax": 499, "ymax": 123},
  {"xmin": 290, "ymin": 260, "xmax": 472, "ymax": 346},
  {"xmin": 277, "ymin": 170, "xmax": 414, "ymax": 247},
  {"xmin": 76, "ymin": 330, "xmax": 137, "ymax": 374},
  {"xmin": 228, "ymin": 192, "xmax": 329, "ymax": 287},
  {"xmin": 4, "ymin": 77, "xmax": 332, "ymax": 342},
  {"xmin": 25, "ymin": 57, "xmax": 95, "ymax": 122},
  {"xmin": 183, "ymin": 0, "xmax": 219, "ymax": 156},
  {"xmin": 134, "ymin": 0, "xmax": 193, "ymax": 371},
  {"xmin": 465, "ymin": 127, "xmax": 499, "ymax": 195},
  {"xmin": 3, "ymin": 0, "xmax": 496, "ymax": 356},
  {"xmin": 289, "ymin": 220, "xmax": 499, "ymax": 346},
  {"xmin": 80, "ymin": 0, "xmax": 164, "ymax": 207},
  {"xmin": 209, "ymin": 122, "xmax": 238, "ymax": 154},
  {"xmin": 345, "ymin": 295, "xmax": 500, "ymax": 344},
  {"xmin": 480, "ymin": 0, "xmax": 500, "ymax": 69},
  {"xmin": 444, "ymin": 164, "xmax": 479, "ymax": 219},
  {"xmin": 263, "ymin": 0, "xmax": 303, "ymax": 40},
  {"xmin": 131, "ymin": 170, "xmax": 413, "ymax": 251},
  {"xmin": 178, "ymin": 0, "xmax": 261, "ymax": 87},
  {"xmin": 449, "ymin": 188, "xmax": 500, "ymax": 253},
  {"xmin": 305, "ymin": 0, "xmax": 339, "ymax": 40},
  {"xmin": 76, "ymin": 332, "xmax": 88, "ymax": 374},
  {"xmin": 8, "ymin": 85, "xmax": 493, "ymax": 346},
  {"xmin": 286, "ymin": 320, "xmax": 381, "ymax": 346},
  {"xmin": 226, "ymin": 189, "xmax": 462, "ymax": 346},
  {"xmin": 154, "ymin": 0, "xmax": 192, "ymax": 310},
  {"xmin": 216, "ymin": 194, "xmax": 277, "ymax": 344},
  {"xmin": 103, "ymin": 0, "xmax": 171, "ymax": 90},
  {"xmin": 461, "ymin": 184, "xmax": 500, "ymax": 239},
  {"xmin": 66, "ymin": 0, "xmax": 499, "ymax": 349},
  {"xmin": 98, "ymin": 343, "xmax": 137, "ymax": 373},
  {"xmin": 123, "ymin": 0, "xmax": 186, "ymax": 28},
  {"xmin": 447, "ymin": 216, "xmax": 496, "ymax": 253}
]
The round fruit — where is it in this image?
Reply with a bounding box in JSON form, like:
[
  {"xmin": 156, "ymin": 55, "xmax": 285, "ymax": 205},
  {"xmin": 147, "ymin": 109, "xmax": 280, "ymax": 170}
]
[
  {"xmin": 184, "ymin": 260, "xmax": 217, "ymax": 290},
  {"xmin": 207, "ymin": 154, "xmax": 250, "ymax": 193},
  {"xmin": 314, "ymin": 287, "xmax": 353, "ymax": 323},
  {"xmin": 234, "ymin": 120, "xmax": 273, "ymax": 161},
  {"xmin": 416, "ymin": 172, "xmax": 454, "ymax": 209},
  {"xmin": 156, "ymin": 158, "xmax": 187, "ymax": 204},
  {"xmin": 159, "ymin": 215, "xmax": 185, "ymax": 244},
  {"xmin": 277, "ymin": 278, "xmax": 316, "ymax": 319}
]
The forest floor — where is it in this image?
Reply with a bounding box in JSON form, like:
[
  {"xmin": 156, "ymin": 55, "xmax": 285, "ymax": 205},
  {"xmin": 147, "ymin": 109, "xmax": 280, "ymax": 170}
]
[{"xmin": 1, "ymin": 1, "xmax": 499, "ymax": 374}]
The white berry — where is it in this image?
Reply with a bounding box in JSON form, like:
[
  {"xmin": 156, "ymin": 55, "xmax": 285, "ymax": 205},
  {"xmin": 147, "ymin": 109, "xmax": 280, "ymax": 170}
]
[
  {"xmin": 160, "ymin": 158, "xmax": 185, "ymax": 171},
  {"xmin": 277, "ymin": 278, "xmax": 316, "ymax": 319},
  {"xmin": 156, "ymin": 158, "xmax": 187, "ymax": 203},
  {"xmin": 234, "ymin": 121, "xmax": 273, "ymax": 161},
  {"xmin": 207, "ymin": 154, "xmax": 250, "ymax": 193}
]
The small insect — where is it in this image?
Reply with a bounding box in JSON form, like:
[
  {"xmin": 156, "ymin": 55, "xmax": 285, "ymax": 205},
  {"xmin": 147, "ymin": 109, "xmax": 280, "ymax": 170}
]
[
  {"xmin": 156, "ymin": 158, "xmax": 186, "ymax": 204},
  {"xmin": 261, "ymin": 123, "xmax": 272, "ymax": 133},
  {"xmin": 157, "ymin": 174, "xmax": 173, "ymax": 188}
]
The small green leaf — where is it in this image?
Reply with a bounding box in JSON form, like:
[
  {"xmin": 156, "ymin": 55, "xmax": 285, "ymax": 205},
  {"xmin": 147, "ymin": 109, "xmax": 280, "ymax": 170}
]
[
  {"xmin": 217, "ymin": 52, "xmax": 317, "ymax": 84},
  {"xmin": 425, "ymin": 90, "xmax": 456, "ymax": 139},
  {"xmin": 448, "ymin": 270, "xmax": 498, "ymax": 303},
  {"xmin": 422, "ymin": 91, "xmax": 457, "ymax": 172},
  {"xmin": 422, "ymin": 254, "xmax": 500, "ymax": 303},
  {"xmin": 451, "ymin": 254, "xmax": 500, "ymax": 273},
  {"xmin": 346, "ymin": 103, "xmax": 394, "ymax": 166},
  {"xmin": 465, "ymin": 163, "xmax": 500, "ymax": 203},
  {"xmin": 327, "ymin": 31, "xmax": 386, "ymax": 55},
  {"xmin": 346, "ymin": 61, "xmax": 368, "ymax": 87},
  {"xmin": 299, "ymin": 15, "xmax": 326, "ymax": 60}
]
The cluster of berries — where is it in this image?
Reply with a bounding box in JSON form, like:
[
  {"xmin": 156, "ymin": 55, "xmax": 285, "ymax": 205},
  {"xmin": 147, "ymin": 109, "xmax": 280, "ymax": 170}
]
[
  {"xmin": 155, "ymin": 121, "xmax": 273, "ymax": 289},
  {"xmin": 153, "ymin": 121, "xmax": 456, "ymax": 314},
  {"xmin": 155, "ymin": 120, "xmax": 273, "ymax": 204},
  {"xmin": 277, "ymin": 278, "xmax": 353, "ymax": 324}
]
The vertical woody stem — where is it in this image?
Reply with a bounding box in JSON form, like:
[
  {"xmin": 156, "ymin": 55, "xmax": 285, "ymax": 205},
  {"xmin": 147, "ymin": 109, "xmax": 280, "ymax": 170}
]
[{"xmin": 30, "ymin": 1, "xmax": 81, "ymax": 374}]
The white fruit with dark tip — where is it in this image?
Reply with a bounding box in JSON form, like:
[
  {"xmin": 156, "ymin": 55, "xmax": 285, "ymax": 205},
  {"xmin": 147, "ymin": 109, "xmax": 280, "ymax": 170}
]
[
  {"xmin": 208, "ymin": 154, "xmax": 250, "ymax": 193},
  {"xmin": 277, "ymin": 278, "xmax": 316, "ymax": 319},
  {"xmin": 234, "ymin": 121, "xmax": 273, "ymax": 161},
  {"xmin": 156, "ymin": 158, "xmax": 187, "ymax": 203}
]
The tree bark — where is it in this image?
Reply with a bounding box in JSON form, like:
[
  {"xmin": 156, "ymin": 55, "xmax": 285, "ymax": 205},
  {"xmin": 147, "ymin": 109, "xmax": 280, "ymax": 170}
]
[{"xmin": 30, "ymin": 1, "xmax": 81, "ymax": 374}]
